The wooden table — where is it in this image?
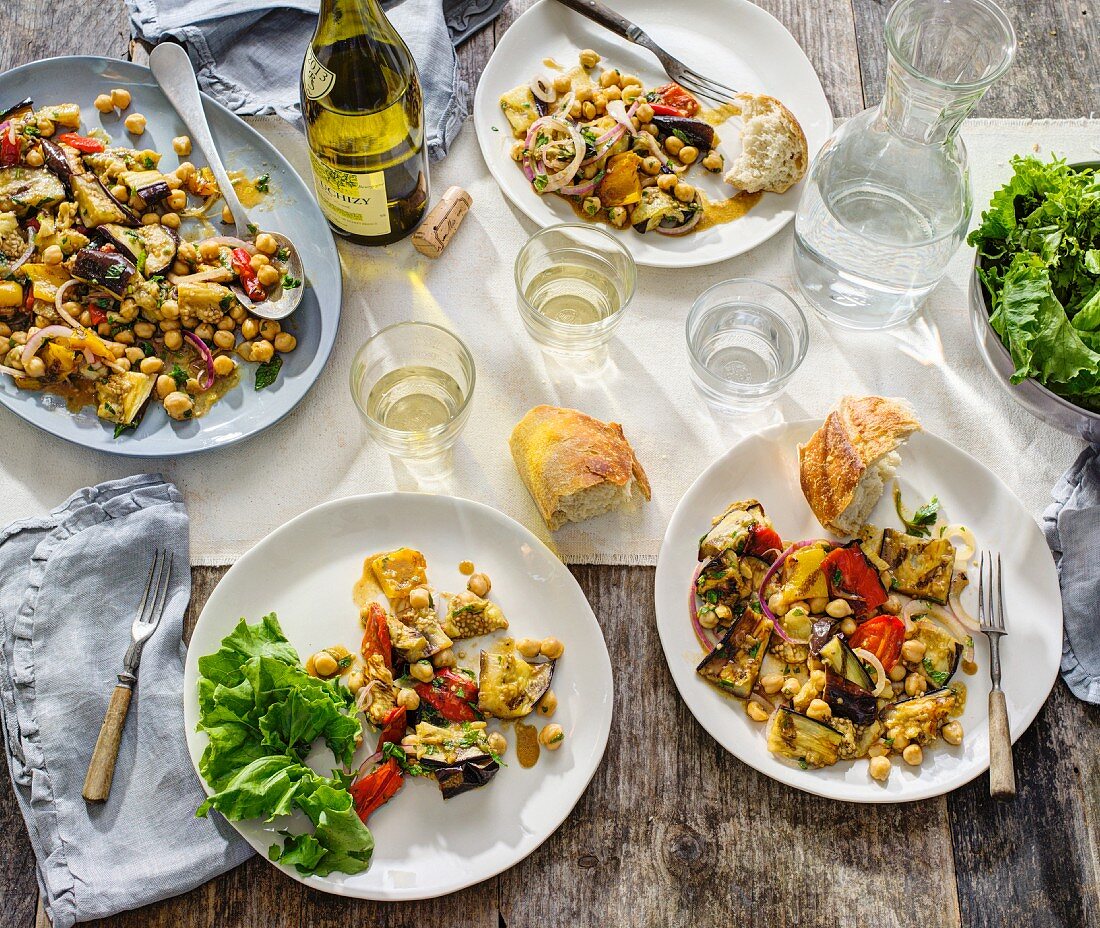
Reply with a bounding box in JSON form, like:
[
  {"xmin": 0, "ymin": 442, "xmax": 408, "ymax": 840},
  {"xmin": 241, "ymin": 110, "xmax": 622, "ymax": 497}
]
[{"xmin": 3, "ymin": 2, "xmax": 1099, "ymax": 926}]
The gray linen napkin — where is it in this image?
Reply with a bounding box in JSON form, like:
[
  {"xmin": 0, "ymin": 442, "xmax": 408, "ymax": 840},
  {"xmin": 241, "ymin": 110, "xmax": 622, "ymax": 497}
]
[
  {"xmin": 0, "ymin": 475, "xmax": 251, "ymax": 928},
  {"xmin": 1043, "ymin": 446, "xmax": 1100, "ymax": 704},
  {"xmin": 127, "ymin": 0, "xmax": 508, "ymax": 160}
]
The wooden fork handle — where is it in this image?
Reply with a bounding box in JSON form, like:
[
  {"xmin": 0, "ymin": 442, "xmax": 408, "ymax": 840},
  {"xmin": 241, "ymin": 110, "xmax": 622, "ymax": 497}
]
[
  {"xmin": 988, "ymin": 688, "xmax": 1016, "ymax": 801},
  {"xmin": 82, "ymin": 682, "xmax": 132, "ymax": 802}
]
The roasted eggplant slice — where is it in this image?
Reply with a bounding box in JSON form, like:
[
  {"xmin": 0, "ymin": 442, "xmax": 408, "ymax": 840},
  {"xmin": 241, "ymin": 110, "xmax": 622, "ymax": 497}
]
[
  {"xmin": 823, "ymin": 670, "xmax": 878, "ymax": 725},
  {"xmin": 819, "ymin": 635, "xmax": 874, "ymax": 691},
  {"xmin": 767, "ymin": 707, "xmax": 843, "ymax": 768},
  {"xmin": 0, "ymin": 99, "xmax": 32, "ymax": 122},
  {"xmin": 73, "ymin": 247, "xmax": 136, "ymax": 297},
  {"xmin": 431, "ymin": 756, "xmax": 500, "ymax": 800},
  {"xmin": 442, "ymin": 594, "xmax": 508, "ymax": 639},
  {"xmin": 696, "ymin": 608, "xmax": 773, "ymax": 698},
  {"xmin": 95, "ymin": 371, "xmax": 154, "ymax": 426},
  {"xmin": 477, "ymin": 639, "xmax": 554, "ymax": 719},
  {"xmin": 881, "ymin": 687, "xmax": 958, "ymax": 746},
  {"xmin": 0, "ymin": 167, "xmax": 66, "ymax": 215},
  {"xmin": 98, "ymin": 222, "xmax": 179, "ymax": 277},
  {"xmin": 40, "ymin": 139, "xmax": 84, "ymax": 181},
  {"xmin": 832, "ymin": 717, "xmax": 886, "ymax": 760},
  {"xmin": 698, "ymin": 498, "xmax": 767, "ymax": 560},
  {"xmin": 119, "ymin": 169, "xmax": 171, "ymax": 205},
  {"xmin": 879, "ymin": 529, "xmax": 955, "ymax": 603},
  {"xmin": 407, "ymin": 721, "xmax": 500, "ymax": 799},
  {"xmin": 809, "ymin": 618, "xmax": 837, "ymax": 656},
  {"xmin": 69, "ymin": 172, "xmax": 134, "ymax": 227},
  {"xmin": 648, "ymin": 115, "xmax": 716, "ymax": 150},
  {"xmin": 631, "ymin": 186, "xmax": 689, "ymax": 234},
  {"xmin": 911, "ymin": 618, "xmax": 963, "ymax": 687}
]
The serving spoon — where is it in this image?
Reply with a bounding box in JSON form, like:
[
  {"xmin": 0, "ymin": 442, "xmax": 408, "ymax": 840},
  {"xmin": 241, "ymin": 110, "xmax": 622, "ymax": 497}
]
[{"xmin": 149, "ymin": 42, "xmax": 304, "ymax": 321}]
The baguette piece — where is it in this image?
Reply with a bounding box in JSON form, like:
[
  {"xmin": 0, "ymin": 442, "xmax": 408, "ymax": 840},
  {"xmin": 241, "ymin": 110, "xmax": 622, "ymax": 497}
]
[
  {"xmin": 724, "ymin": 93, "xmax": 809, "ymax": 195},
  {"xmin": 799, "ymin": 396, "xmax": 921, "ymax": 537},
  {"xmin": 510, "ymin": 405, "xmax": 651, "ymax": 531}
]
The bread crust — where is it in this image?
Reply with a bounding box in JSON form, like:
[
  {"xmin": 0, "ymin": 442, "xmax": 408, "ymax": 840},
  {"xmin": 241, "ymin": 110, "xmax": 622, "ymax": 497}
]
[
  {"xmin": 509, "ymin": 405, "xmax": 651, "ymax": 529},
  {"xmin": 725, "ymin": 92, "xmax": 809, "ymax": 194},
  {"xmin": 799, "ymin": 396, "xmax": 921, "ymax": 532}
]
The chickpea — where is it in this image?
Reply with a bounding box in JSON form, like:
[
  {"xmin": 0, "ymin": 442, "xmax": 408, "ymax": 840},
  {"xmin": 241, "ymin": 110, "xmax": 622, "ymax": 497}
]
[
  {"xmin": 41, "ymin": 244, "xmax": 64, "ymax": 266},
  {"xmin": 888, "ymin": 662, "xmax": 908, "ymax": 682},
  {"xmin": 141, "ymin": 212, "xmax": 162, "ymax": 227},
  {"xmin": 346, "ymin": 669, "xmax": 365, "ymax": 694},
  {"xmin": 635, "ymin": 101, "xmax": 655, "ymax": 123},
  {"xmin": 124, "ymin": 346, "xmax": 145, "ymax": 364},
  {"xmin": 256, "ymin": 264, "xmax": 280, "ymax": 288},
  {"xmin": 593, "ymin": 92, "xmax": 608, "ymax": 113},
  {"xmin": 619, "ymin": 73, "xmax": 642, "ymax": 89},
  {"xmin": 163, "ymin": 330, "xmax": 183, "ymax": 352},
  {"xmin": 138, "ymin": 356, "xmax": 163, "ymax": 376},
  {"xmin": 458, "ymin": 560, "xmax": 475, "ymax": 575},
  {"xmin": 552, "ymin": 74, "xmax": 572, "ymax": 93},
  {"xmin": 678, "ymin": 145, "xmax": 699, "ymax": 165},
  {"xmin": 568, "ymin": 100, "xmax": 583, "ymax": 120},
  {"xmin": 487, "ymin": 731, "xmax": 507, "ymax": 757},
  {"xmin": 211, "ymin": 330, "xmax": 234, "ymax": 350},
  {"xmin": 0, "ymin": 323, "xmax": 11, "ymax": 337},
  {"xmin": 639, "ymin": 155, "xmax": 662, "ymax": 176},
  {"xmin": 255, "ymin": 232, "xmax": 278, "ymax": 255},
  {"xmin": 760, "ymin": 673, "xmax": 785, "ymax": 695},
  {"xmin": 809, "ymin": 596, "xmax": 829, "ymax": 614},
  {"xmin": 172, "ymin": 135, "xmax": 192, "ymax": 157},
  {"xmin": 229, "ymin": 304, "xmax": 247, "ymax": 322},
  {"xmin": 194, "ymin": 323, "xmax": 215, "ymax": 342},
  {"xmin": 901, "ymin": 639, "xmax": 927, "ymax": 664},
  {"xmin": 809, "ymin": 669, "xmax": 827, "ymax": 690},
  {"xmin": 161, "ymin": 212, "xmax": 181, "ymax": 230},
  {"xmin": 869, "ymin": 755, "xmax": 892, "ymax": 781},
  {"xmin": 313, "ymin": 650, "xmax": 338, "ymax": 677},
  {"xmin": 697, "ymin": 605, "xmax": 718, "ymax": 629},
  {"xmin": 781, "ymin": 677, "xmax": 801, "ymax": 699},
  {"xmin": 184, "ymin": 377, "xmax": 203, "ymax": 396},
  {"xmin": 621, "ymin": 85, "xmax": 642, "ymax": 105},
  {"xmin": 714, "ymin": 603, "xmax": 733, "ymax": 622},
  {"xmin": 163, "ymin": 391, "xmax": 194, "ymax": 420},
  {"xmin": 408, "ymin": 587, "xmax": 431, "ymax": 610},
  {"xmin": 604, "ymin": 85, "xmax": 622, "ymax": 102},
  {"xmin": 537, "ymin": 690, "xmax": 558, "ymax": 716},
  {"xmin": 111, "ymin": 88, "xmax": 132, "ymax": 109},
  {"xmin": 746, "ymin": 700, "xmax": 770, "ymax": 722},
  {"xmin": 902, "ymin": 744, "xmax": 923, "ymax": 766},
  {"xmin": 598, "ymin": 68, "xmax": 621, "ymax": 88},
  {"xmin": 941, "ymin": 721, "xmax": 964, "ymax": 745},
  {"xmin": 516, "ymin": 637, "xmax": 541, "ymax": 659},
  {"xmin": 881, "ymin": 595, "xmax": 902, "ymax": 615},
  {"xmin": 236, "ymin": 342, "xmax": 254, "ymax": 362},
  {"xmin": 213, "ymin": 355, "xmax": 235, "ymax": 377},
  {"xmin": 806, "ymin": 698, "xmax": 832, "ymax": 722},
  {"xmin": 839, "ymin": 617, "xmax": 858, "ymax": 636},
  {"xmin": 582, "ymin": 195, "xmax": 601, "ymax": 217},
  {"xmin": 124, "ymin": 112, "xmax": 146, "ymax": 135},
  {"xmin": 409, "ymin": 660, "xmax": 434, "ymax": 683},
  {"xmin": 240, "ymin": 318, "xmax": 260, "ymax": 341},
  {"xmin": 220, "ymin": 204, "xmax": 234, "ymax": 225},
  {"xmin": 608, "ymin": 206, "xmax": 629, "ymax": 228},
  {"xmin": 701, "ymin": 150, "xmax": 724, "ymax": 172},
  {"xmin": 23, "ymin": 356, "xmax": 46, "ymax": 378},
  {"xmin": 904, "ymin": 672, "xmax": 927, "ymax": 697},
  {"xmin": 657, "ymin": 172, "xmax": 678, "ymax": 192},
  {"xmin": 397, "ymin": 687, "xmax": 420, "ymax": 711},
  {"xmin": 892, "ymin": 733, "xmax": 910, "ymax": 750},
  {"xmin": 432, "ymin": 647, "xmax": 457, "ymax": 669},
  {"xmin": 642, "ymin": 122, "xmax": 659, "ymax": 137},
  {"xmin": 25, "ymin": 148, "xmax": 44, "ymax": 168},
  {"xmin": 664, "ymin": 135, "xmax": 684, "ymax": 157},
  {"xmin": 250, "ymin": 339, "xmax": 275, "ymax": 363},
  {"xmin": 582, "ymin": 101, "xmax": 597, "ymax": 120},
  {"xmin": 273, "ymin": 332, "xmax": 297, "ymax": 353},
  {"xmin": 132, "ymin": 321, "xmax": 155, "ymax": 339},
  {"xmin": 115, "ymin": 330, "xmax": 135, "ymax": 346},
  {"xmin": 467, "ymin": 572, "xmax": 491, "ymax": 597},
  {"xmin": 36, "ymin": 117, "xmax": 54, "ymax": 138},
  {"xmin": 578, "ymin": 49, "xmax": 600, "ymax": 69},
  {"xmin": 867, "ymin": 742, "xmax": 890, "ymax": 758},
  {"xmin": 175, "ymin": 162, "xmax": 196, "ymax": 182},
  {"xmin": 177, "ymin": 241, "xmax": 198, "ymax": 264},
  {"xmin": 249, "ymin": 253, "xmax": 270, "ymax": 270},
  {"xmin": 540, "ymin": 637, "xmax": 564, "ymax": 660},
  {"xmin": 155, "ymin": 374, "xmax": 176, "ymax": 398},
  {"xmin": 539, "ymin": 723, "xmax": 565, "ymax": 750},
  {"xmin": 94, "ymin": 93, "xmax": 115, "ymax": 113},
  {"xmin": 826, "ymin": 598, "xmax": 853, "ymax": 619},
  {"xmin": 115, "ymin": 357, "xmax": 134, "ymax": 372}
]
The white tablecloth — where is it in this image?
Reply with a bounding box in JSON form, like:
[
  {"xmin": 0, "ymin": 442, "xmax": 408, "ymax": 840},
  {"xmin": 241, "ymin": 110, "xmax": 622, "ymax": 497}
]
[{"xmin": 0, "ymin": 117, "xmax": 1094, "ymax": 565}]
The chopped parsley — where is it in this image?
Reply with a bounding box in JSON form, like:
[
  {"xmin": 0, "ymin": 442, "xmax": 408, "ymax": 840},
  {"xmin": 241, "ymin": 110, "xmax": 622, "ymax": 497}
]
[
  {"xmin": 113, "ymin": 421, "xmax": 135, "ymax": 439},
  {"xmin": 747, "ymin": 642, "xmax": 761, "ymax": 659},
  {"xmin": 922, "ymin": 658, "xmax": 949, "ymax": 687},
  {"xmin": 142, "ymin": 155, "xmax": 155, "ymax": 169},
  {"xmin": 276, "ymin": 246, "xmax": 290, "ymax": 261},
  {"xmin": 281, "ymin": 274, "xmax": 301, "ymax": 289},
  {"xmin": 246, "ymin": 222, "xmax": 258, "ymax": 236},
  {"xmin": 104, "ymin": 263, "xmax": 124, "ymax": 280},
  {"xmin": 140, "ymin": 341, "xmax": 155, "ymax": 357},
  {"xmin": 168, "ymin": 363, "xmax": 188, "ymax": 389},
  {"xmin": 532, "ymin": 173, "xmax": 549, "ymax": 193},
  {"xmin": 255, "ymin": 173, "xmax": 270, "ymax": 193},
  {"xmin": 254, "ymin": 355, "xmax": 282, "ymax": 390},
  {"xmin": 894, "ymin": 484, "xmax": 940, "ymax": 537},
  {"xmin": 672, "ymin": 128, "xmax": 691, "ymax": 145},
  {"xmin": 382, "ymin": 741, "xmax": 427, "ymax": 777}
]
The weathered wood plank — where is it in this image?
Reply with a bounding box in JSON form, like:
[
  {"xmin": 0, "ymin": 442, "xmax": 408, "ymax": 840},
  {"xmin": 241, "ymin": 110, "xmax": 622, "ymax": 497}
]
[
  {"xmin": 501, "ymin": 566, "xmax": 961, "ymax": 928},
  {"xmin": 1, "ymin": 1, "xmax": 129, "ymax": 71},
  {"xmin": 851, "ymin": 0, "xmax": 1100, "ymax": 117},
  {"xmin": 947, "ymin": 681, "xmax": 1100, "ymax": 928}
]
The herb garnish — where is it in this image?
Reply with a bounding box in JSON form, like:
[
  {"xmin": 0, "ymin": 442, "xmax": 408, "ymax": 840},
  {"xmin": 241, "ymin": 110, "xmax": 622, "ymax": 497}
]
[
  {"xmin": 254, "ymin": 355, "xmax": 282, "ymax": 390},
  {"xmin": 168, "ymin": 363, "xmax": 188, "ymax": 389},
  {"xmin": 893, "ymin": 483, "xmax": 940, "ymax": 537},
  {"xmin": 255, "ymin": 173, "xmax": 270, "ymax": 193}
]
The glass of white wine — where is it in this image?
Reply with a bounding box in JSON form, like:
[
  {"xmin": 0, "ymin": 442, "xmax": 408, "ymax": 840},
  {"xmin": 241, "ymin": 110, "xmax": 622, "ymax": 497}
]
[
  {"xmin": 514, "ymin": 224, "xmax": 636, "ymax": 356},
  {"xmin": 350, "ymin": 322, "xmax": 475, "ymax": 461}
]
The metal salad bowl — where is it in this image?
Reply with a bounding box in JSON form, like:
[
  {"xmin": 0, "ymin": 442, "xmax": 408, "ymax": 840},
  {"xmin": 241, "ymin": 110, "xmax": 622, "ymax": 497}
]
[{"xmin": 968, "ymin": 161, "xmax": 1100, "ymax": 444}]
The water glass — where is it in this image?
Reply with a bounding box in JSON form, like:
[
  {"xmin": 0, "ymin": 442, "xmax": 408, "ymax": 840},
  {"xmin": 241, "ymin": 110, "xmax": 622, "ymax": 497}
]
[
  {"xmin": 350, "ymin": 322, "xmax": 475, "ymax": 461},
  {"xmin": 686, "ymin": 279, "xmax": 808, "ymax": 411},
  {"xmin": 514, "ymin": 224, "xmax": 636, "ymax": 355}
]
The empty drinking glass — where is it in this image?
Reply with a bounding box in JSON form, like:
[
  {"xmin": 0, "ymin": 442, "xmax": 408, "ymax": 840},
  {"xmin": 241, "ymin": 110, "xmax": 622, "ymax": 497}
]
[
  {"xmin": 686, "ymin": 279, "xmax": 808, "ymax": 411},
  {"xmin": 350, "ymin": 322, "xmax": 475, "ymax": 461}
]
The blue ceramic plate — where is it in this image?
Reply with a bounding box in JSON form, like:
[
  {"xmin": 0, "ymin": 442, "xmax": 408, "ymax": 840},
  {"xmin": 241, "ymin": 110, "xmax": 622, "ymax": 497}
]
[{"xmin": 0, "ymin": 56, "xmax": 341, "ymax": 457}]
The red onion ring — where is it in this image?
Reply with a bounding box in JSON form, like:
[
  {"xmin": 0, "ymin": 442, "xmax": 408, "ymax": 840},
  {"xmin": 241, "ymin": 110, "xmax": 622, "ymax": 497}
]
[
  {"xmin": 560, "ymin": 171, "xmax": 604, "ymax": 197},
  {"xmin": 523, "ymin": 115, "xmax": 585, "ymax": 193},
  {"xmin": 656, "ymin": 199, "xmax": 703, "ymax": 236},
  {"xmin": 54, "ymin": 279, "xmax": 82, "ymax": 327},
  {"xmin": 22, "ymin": 325, "xmax": 73, "ymax": 365},
  {"xmin": 354, "ymin": 749, "xmax": 384, "ymax": 778},
  {"xmin": 689, "ymin": 556, "xmax": 719, "ymax": 650},
  {"xmin": 183, "ymin": 330, "xmax": 216, "ymax": 390}
]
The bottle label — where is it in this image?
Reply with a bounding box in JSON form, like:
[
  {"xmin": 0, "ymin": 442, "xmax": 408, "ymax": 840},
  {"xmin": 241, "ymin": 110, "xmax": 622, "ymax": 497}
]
[
  {"xmin": 309, "ymin": 152, "xmax": 391, "ymax": 237},
  {"xmin": 302, "ymin": 46, "xmax": 336, "ymax": 101}
]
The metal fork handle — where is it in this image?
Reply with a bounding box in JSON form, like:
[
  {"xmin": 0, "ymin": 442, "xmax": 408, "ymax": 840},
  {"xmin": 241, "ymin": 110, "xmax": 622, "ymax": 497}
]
[
  {"xmin": 988, "ymin": 688, "xmax": 1016, "ymax": 800},
  {"xmin": 554, "ymin": 0, "xmax": 662, "ymax": 56},
  {"xmin": 82, "ymin": 680, "xmax": 134, "ymax": 802}
]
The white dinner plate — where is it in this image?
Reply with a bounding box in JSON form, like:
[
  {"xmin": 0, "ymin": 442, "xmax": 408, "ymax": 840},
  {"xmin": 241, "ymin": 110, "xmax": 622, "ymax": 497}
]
[
  {"xmin": 0, "ymin": 57, "xmax": 341, "ymax": 457},
  {"xmin": 653, "ymin": 421, "xmax": 1063, "ymax": 803},
  {"xmin": 472, "ymin": 0, "xmax": 833, "ymax": 268},
  {"xmin": 183, "ymin": 493, "xmax": 613, "ymax": 899}
]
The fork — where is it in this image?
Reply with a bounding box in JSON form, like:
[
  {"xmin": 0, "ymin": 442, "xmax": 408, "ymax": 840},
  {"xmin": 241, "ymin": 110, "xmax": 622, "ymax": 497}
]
[
  {"xmin": 978, "ymin": 551, "xmax": 1015, "ymax": 801},
  {"xmin": 553, "ymin": 0, "xmax": 740, "ymax": 107},
  {"xmin": 82, "ymin": 549, "xmax": 174, "ymax": 802}
]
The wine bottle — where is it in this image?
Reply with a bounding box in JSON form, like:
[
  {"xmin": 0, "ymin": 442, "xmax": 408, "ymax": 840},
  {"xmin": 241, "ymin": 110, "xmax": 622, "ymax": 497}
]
[{"xmin": 301, "ymin": 0, "xmax": 430, "ymax": 245}]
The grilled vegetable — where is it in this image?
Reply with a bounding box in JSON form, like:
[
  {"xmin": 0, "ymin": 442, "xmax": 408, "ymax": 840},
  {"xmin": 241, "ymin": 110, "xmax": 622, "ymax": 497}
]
[
  {"xmin": 879, "ymin": 529, "xmax": 955, "ymax": 603},
  {"xmin": 430, "ymin": 755, "xmax": 500, "ymax": 800},
  {"xmin": 40, "ymin": 139, "xmax": 83, "ymax": 181},
  {"xmin": 631, "ymin": 186, "xmax": 690, "ymax": 234},
  {"xmin": 442, "ymin": 594, "xmax": 508, "ymax": 639},
  {"xmin": 177, "ymin": 280, "xmax": 232, "ymax": 320},
  {"xmin": 780, "ymin": 543, "xmax": 830, "ymax": 602},
  {"xmin": 819, "ymin": 635, "xmax": 874, "ymax": 691},
  {"xmin": 822, "ymin": 542, "xmax": 888, "ymax": 615},
  {"xmin": 499, "ymin": 85, "xmax": 540, "ymax": 137},
  {"xmin": 847, "ymin": 613, "xmax": 906, "ymax": 672},
  {"xmin": 477, "ymin": 639, "xmax": 554, "ymax": 719},
  {"xmin": 69, "ymin": 172, "xmax": 133, "ymax": 227},
  {"xmin": 696, "ymin": 608, "xmax": 772, "ymax": 698},
  {"xmin": 371, "ymin": 548, "xmax": 429, "ymax": 600},
  {"xmin": 699, "ymin": 498, "xmax": 768, "ymax": 560},
  {"xmin": 407, "ymin": 721, "xmax": 500, "ymax": 799},
  {"xmin": 0, "ymin": 167, "xmax": 66, "ymax": 215},
  {"xmin": 649, "ymin": 83, "xmax": 700, "ymax": 117},
  {"xmin": 95, "ymin": 371, "xmax": 154, "ymax": 426},
  {"xmin": 649, "ymin": 114, "xmax": 715, "ymax": 150},
  {"xmin": 73, "ymin": 247, "xmax": 136, "ymax": 297},
  {"xmin": 833, "ymin": 717, "xmax": 886, "ymax": 760},
  {"xmin": 823, "ymin": 670, "xmax": 878, "ymax": 725},
  {"xmin": 597, "ymin": 152, "xmax": 643, "ymax": 207},
  {"xmin": 414, "ymin": 668, "xmax": 481, "ymax": 723},
  {"xmin": 912, "ymin": 618, "xmax": 963, "ymax": 686},
  {"xmin": 349, "ymin": 758, "xmax": 403, "ymax": 823},
  {"xmin": 99, "ymin": 222, "xmax": 179, "ymax": 276},
  {"xmin": 0, "ymin": 99, "xmax": 32, "ymax": 122},
  {"xmin": 119, "ymin": 169, "xmax": 171, "ymax": 204},
  {"xmin": 20, "ymin": 263, "xmax": 72, "ymax": 301},
  {"xmin": 396, "ymin": 605, "xmax": 452, "ymax": 658},
  {"xmin": 35, "ymin": 104, "xmax": 80, "ymax": 129},
  {"xmin": 882, "ymin": 687, "xmax": 958, "ymax": 746},
  {"xmin": 767, "ymin": 707, "xmax": 843, "ymax": 768}
]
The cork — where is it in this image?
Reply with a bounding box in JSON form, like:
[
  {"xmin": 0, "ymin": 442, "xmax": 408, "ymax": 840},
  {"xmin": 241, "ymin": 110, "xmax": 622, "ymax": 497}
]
[{"xmin": 411, "ymin": 186, "xmax": 472, "ymax": 257}]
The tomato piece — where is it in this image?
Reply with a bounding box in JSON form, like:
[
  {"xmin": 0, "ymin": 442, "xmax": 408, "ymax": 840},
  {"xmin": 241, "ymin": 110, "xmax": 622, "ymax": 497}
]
[
  {"xmin": 414, "ymin": 668, "xmax": 481, "ymax": 723},
  {"xmin": 375, "ymin": 706, "xmax": 407, "ymax": 752},
  {"xmin": 744, "ymin": 524, "xmax": 783, "ymax": 561},
  {"xmin": 360, "ymin": 602, "xmax": 392, "ymax": 672},
  {"xmin": 848, "ymin": 614, "xmax": 906, "ymax": 671},
  {"xmin": 56, "ymin": 132, "xmax": 105, "ymax": 154},
  {"xmin": 88, "ymin": 305, "xmax": 107, "ymax": 326},
  {"xmin": 822, "ymin": 543, "xmax": 888, "ymax": 615},
  {"xmin": 0, "ymin": 123, "xmax": 20, "ymax": 166},
  {"xmin": 350, "ymin": 758, "xmax": 403, "ymax": 823},
  {"xmin": 230, "ymin": 247, "xmax": 266, "ymax": 302},
  {"xmin": 651, "ymin": 83, "xmax": 699, "ymax": 117}
]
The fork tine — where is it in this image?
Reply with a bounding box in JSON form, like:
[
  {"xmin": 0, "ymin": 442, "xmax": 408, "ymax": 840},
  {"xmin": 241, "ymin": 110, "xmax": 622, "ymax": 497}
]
[
  {"xmin": 134, "ymin": 549, "xmax": 161, "ymax": 627},
  {"xmin": 146, "ymin": 550, "xmax": 173, "ymax": 628},
  {"xmin": 977, "ymin": 550, "xmax": 986, "ymax": 624},
  {"xmin": 680, "ymin": 68, "xmax": 740, "ymax": 101},
  {"xmin": 672, "ymin": 72, "xmax": 733, "ymax": 108},
  {"xmin": 995, "ymin": 553, "xmax": 1007, "ymax": 631}
]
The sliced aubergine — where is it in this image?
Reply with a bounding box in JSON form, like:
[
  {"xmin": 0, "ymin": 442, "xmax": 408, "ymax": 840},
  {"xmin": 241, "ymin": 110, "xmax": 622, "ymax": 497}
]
[
  {"xmin": 698, "ymin": 498, "xmax": 767, "ymax": 560},
  {"xmin": 98, "ymin": 222, "xmax": 179, "ymax": 277},
  {"xmin": 407, "ymin": 721, "xmax": 501, "ymax": 799},
  {"xmin": 631, "ymin": 186, "xmax": 690, "ymax": 234},
  {"xmin": 819, "ymin": 635, "xmax": 874, "ymax": 691},
  {"xmin": 766, "ymin": 707, "xmax": 843, "ymax": 768},
  {"xmin": 0, "ymin": 167, "xmax": 66, "ymax": 215},
  {"xmin": 442, "ymin": 594, "xmax": 508, "ymax": 639},
  {"xmin": 648, "ymin": 115, "xmax": 716, "ymax": 150},
  {"xmin": 69, "ymin": 173, "xmax": 134, "ymax": 227},
  {"xmin": 73, "ymin": 247, "xmax": 136, "ymax": 297},
  {"xmin": 911, "ymin": 618, "xmax": 963, "ymax": 687},
  {"xmin": 119, "ymin": 169, "xmax": 171, "ymax": 205},
  {"xmin": 881, "ymin": 687, "xmax": 957, "ymax": 746},
  {"xmin": 808, "ymin": 618, "xmax": 837, "ymax": 656},
  {"xmin": 823, "ymin": 670, "xmax": 878, "ymax": 726},
  {"xmin": 94, "ymin": 371, "xmax": 154, "ymax": 426},
  {"xmin": 429, "ymin": 756, "xmax": 500, "ymax": 800},
  {"xmin": 477, "ymin": 640, "xmax": 554, "ymax": 719},
  {"xmin": 696, "ymin": 608, "xmax": 773, "ymax": 698},
  {"xmin": 40, "ymin": 139, "xmax": 84, "ymax": 181},
  {"xmin": 879, "ymin": 529, "xmax": 955, "ymax": 603},
  {"xmin": 0, "ymin": 98, "xmax": 32, "ymax": 122}
]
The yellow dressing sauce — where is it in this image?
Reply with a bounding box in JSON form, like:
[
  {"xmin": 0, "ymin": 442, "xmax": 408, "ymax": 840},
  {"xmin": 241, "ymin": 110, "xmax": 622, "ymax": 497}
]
[
  {"xmin": 353, "ymin": 553, "xmax": 385, "ymax": 608},
  {"xmin": 514, "ymin": 720, "xmax": 540, "ymax": 768},
  {"xmin": 697, "ymin": 191, "xmax": 762, "ymax": 231},
  {"xmin": 700, "ymin": 102, "xmax": 742, "ymax": 126},
  {"xmin": 542, "ymin": 57, "xmax": 563, "ymax": 70}
]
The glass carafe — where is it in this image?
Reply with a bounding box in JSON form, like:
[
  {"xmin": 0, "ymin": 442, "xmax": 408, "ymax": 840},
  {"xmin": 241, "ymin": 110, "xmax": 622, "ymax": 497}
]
[{"xmin": 793, "ymin": 0, "xmax": 1016, "ymax": 330}]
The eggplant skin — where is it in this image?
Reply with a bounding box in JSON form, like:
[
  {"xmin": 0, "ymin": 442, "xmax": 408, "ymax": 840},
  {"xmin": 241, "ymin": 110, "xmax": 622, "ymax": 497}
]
[
  {"xmin": 73, "ymin": 247, "xmax": 136, "ymax": 297},
  {"xmin": 767, "ymin": 707, "xmax": 843, "ymax": 768},
  {"xmin": 648, "ymin": 115, "xmax": 716, "ymax": 150},
  {"xmin": 823, "ymin": 670, "xmax": 878, "ymax": 726},
  {"xmin": 429, "ymin": 756, "xmax": 499, "ymax": 800}
]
